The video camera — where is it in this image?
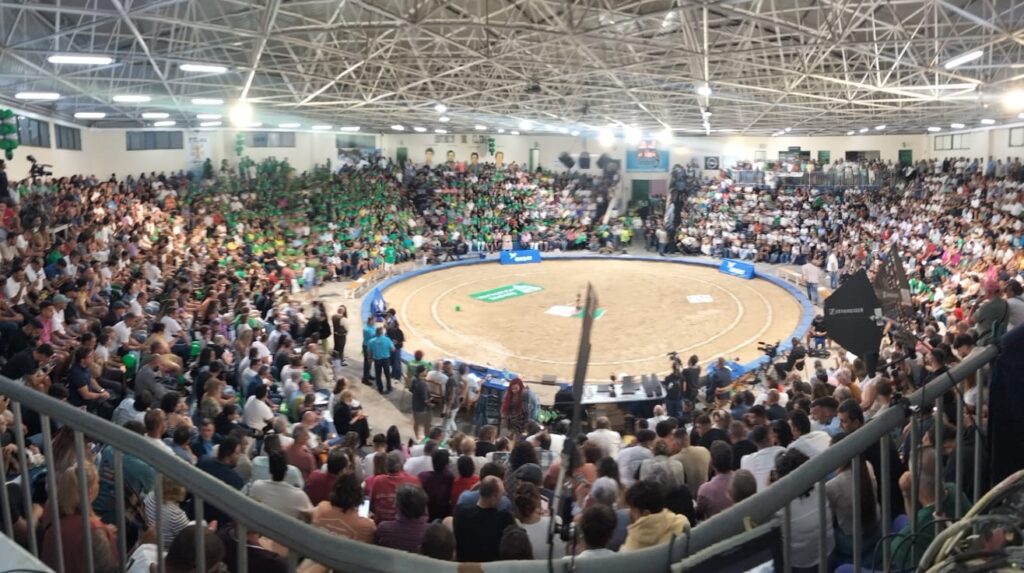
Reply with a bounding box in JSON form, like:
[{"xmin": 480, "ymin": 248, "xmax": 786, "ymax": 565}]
[
  {"xmin": 757, "ymin": 341, "xmax": 780, "ymax": 359},
  {"xmin": 26, "ymin": 155, "xmax": 53, "ymax": 178}
]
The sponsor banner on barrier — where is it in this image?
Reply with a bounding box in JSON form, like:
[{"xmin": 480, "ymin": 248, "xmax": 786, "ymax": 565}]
[
  {"xmin": 500, "ymin": 249, "xmax": 542, "ymax": 265},
  {"xmin": 719, "ymin": 258, "xmax": 755, "ymax": 280},
  {"xmin": 470, "ymin": 283, "xmax": 543, "ymax": 303}
]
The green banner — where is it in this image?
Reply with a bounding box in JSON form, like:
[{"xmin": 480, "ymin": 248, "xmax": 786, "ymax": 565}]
[{"xmin": 469, "ymin": 283, "xmax": 543, "ymax": 303}]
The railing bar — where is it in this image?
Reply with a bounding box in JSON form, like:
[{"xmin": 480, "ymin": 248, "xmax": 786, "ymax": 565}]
[
  {"xmin": 816, "ymin": 480, "xmax": 826, "ymax": 573},
  {"xmin": 41, "ymin": 416, "xmax": 65, "ymax": 573},
  {"xmin": 0, "ymin": 439, "xmax": 13, "ymax": 542},
  {"xmin": 974, "ymin": 365, "xmax": 986, "ymax": 503},
  {"xmin": 852, "ymin": 454, "xmax": 862, "ymax": 573},
  {"xmin": 155, "ymin": 476, "xmax": 165, "ymax": 573},
  {"xmin": 195, "ymin": 498, "xmax": 205, "ymax": 573},
  {"xmin": 955, "ymin": 382, "xmax": 964, "ymax": 519},
  {"xmin": 881, "ymin": 435, "xmax": 892, "ymax": 573},
  {"xmin": 783, "ymin": 502, "xmax": 792, "ymax": 573},
  {"xmin": 74, "ymin": 431, "xmax": 95, "ymax": 573},
  {"xmin": 909, "ymin": 412, "xmax": 920, "ymax": 540},
  {"xmin": 934, "ymin": 393, "xmax": 944, "ymax": 538},
  {"xmin": 12, "ymin": 403, "xmax": 38, "ymax": 557},
  {"xmin": 113, "ymin": 450, "xmax": 127, "ymax": 571},
  {"xmin": 237, "ymin": 522, "xmax": 248, "ymax": 573}
]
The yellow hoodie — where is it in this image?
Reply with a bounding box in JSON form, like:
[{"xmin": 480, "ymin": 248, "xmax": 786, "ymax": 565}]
[{"xmin": 622, "ymin": 509, "xmax": 690, "ymax": 551}]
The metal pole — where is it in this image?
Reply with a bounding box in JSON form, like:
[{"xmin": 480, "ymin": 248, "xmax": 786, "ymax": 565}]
[
  {"xmin": 852, "ymin": 455, "xmax": 863, "ymax": 573},
  {"xmin": 195, "ymin": 498, "xmax": 205, "ymax": 573},
  {"xmin": 783, "ymin": 502, "xmax": 792, "ymax": 573},
  {"xmin": 934, "ymin": 393, "xmax": 944, "ymax": 538},
  {"xmin": 41, "ymin": 416, "xmax": 65, "ymax": 573},
  {"xmin": 12, "ymin": 403, "xmax": 38, "ymax": 556},
  {"xmin": 955, "ymin": 382, "xmax": 964, "ymax": 519},
  {"xmin": 880, "ymin": 435, "xmax": 892, "ymax": 573},
  {"xmin": 237, "ymin": 522, "xmax": 248, "ymax": 573},
  {"xmin": 113, "ymin": 450, "xmax": 127, "ymax": 571},
  {"xmin": 0, "ymin": 441, "xmax": 12, "ymax": 540},
  {"xmin": 74, "ymin": 432, "xmax": 95, "ymax": 573},
  {"xmin": 155, "ymin": 476, "xmax": 165, "ymax": 573},
  {"xmin": 909, "ymin": 413, "xmax": 920, "ymax": 539},
  {"xmin": 816, "ymin": 481, "xmax": 827, "ymax": 573}
]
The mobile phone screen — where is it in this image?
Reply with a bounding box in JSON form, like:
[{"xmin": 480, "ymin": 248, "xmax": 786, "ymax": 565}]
[{"xmin": 357, "ymin": 498, "xmax": 370, "ymax": 518}]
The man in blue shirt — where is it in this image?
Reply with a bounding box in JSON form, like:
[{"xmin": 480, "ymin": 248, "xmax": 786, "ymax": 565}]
[
  {"xmin": 361, "ymin": 317, "xmax": 377, "ymax": 385},
  {"xmin": 367, "ymin": 326, "xmax": 396, "ymax": 394}
]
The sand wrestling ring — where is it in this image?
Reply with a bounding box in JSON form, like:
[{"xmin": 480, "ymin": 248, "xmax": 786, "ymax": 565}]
[{"xmin": 373, "ymin": 255, "xmax": 813, "ymax": 383}]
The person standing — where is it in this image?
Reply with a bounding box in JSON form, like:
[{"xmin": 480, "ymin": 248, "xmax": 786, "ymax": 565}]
[
  {"xmin": 801, "ymin": 259, "xmax": 821, "ymax": 305},
  {"xmin": 0, "ymin": 160, "xmax": 8, "ymax": 202},
  {"xmin": 662, "ymin": 363, "xmax": 684, "ymax": 419},
  {"xmin": 331, "ymin": 305, "xmax": 349, "ymax": 366},
  {"xmin": 361, "ymin": 317, "xmax": 376, "ymax": 385},
  {"xmin": 409, "ymin": 366, "xmax": 432, "ymax": 441},
  {"xmin": 826, "ymin": 251, "xmax": 840, "ymax": 290},
  {"xmin": 367, "ymin": 326, "xmax": 395, "ymax": 394},
  {"xmin": 386, "ymin": 319, "xmax": 405, "ymax": 385},
  {"xmin": 655, "ymin": 226, "xmax": 668, "ymax": 256}
]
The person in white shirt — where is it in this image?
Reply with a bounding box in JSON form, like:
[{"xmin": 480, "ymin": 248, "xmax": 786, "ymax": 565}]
[
  {"xmin": 404, "ymin": 440, "xmax": 438, "ymax": 476},
  {"xmin": 586, "ymin": 417, "xmax": 623, "ymax": 458},
  {"xmin": 787, "ymin": 411, "xmax": 831, "ymax": 459},
  {"xmin": 144, "ymin": 410, "xmax": 175, "ymax": 455},
  {"xmin": 801, "ymin": 260, "xmax": 821, "ymax": 304},
  {"xmin": 646, "ymin": 405, "xmax": 670, "ymax": 429},
  {"xmin": 826, "ymin": 251, "xmax": 840, "ymax": 289},
  {"xmin": 1004, "ymin": 280, "xmax": 1024, "ymax": 330},
  {"xmin": 248, "ymin": 452, "xmax": 313, "ymax": 521},
  {"xmin": 243, "ymin": 384, "xmax": 276, "ymax": 431},
  {"xmin": 740, "ymin": 425, "xmax": 787, "ymax": 491},
  {"xmin": 615, "ymin": 430, "xmax": 656, "ymax": 487}
]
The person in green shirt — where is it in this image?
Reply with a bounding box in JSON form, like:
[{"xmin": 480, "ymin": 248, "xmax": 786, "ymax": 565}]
[
  {"xmin": 406, "ymin": 349, "xmax": 432, "ymax": 381},
  {"xmin": 888, "ymin": 446, "xmax": 971, "ymax": 571}
]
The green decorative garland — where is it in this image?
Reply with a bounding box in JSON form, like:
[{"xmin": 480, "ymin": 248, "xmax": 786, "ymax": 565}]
[{"xmin": 0, "ymin": 109, "xmax": 19, "ymax": 160}]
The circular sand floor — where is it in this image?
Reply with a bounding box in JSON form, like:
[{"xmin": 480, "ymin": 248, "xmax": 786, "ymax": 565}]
[{"xmin": 383, "ymin": 257, "xmax": 806, "ymax": 382}]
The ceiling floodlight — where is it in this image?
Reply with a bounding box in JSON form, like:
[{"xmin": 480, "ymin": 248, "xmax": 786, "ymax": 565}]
[
  {"xmin": 413, "ymin": 127, "xmax": 427, "ymax": 132},
  {"xmin": 980, "ymin": 118, "xmax": 996, "ymax": 125},
  {"xmin": 191, "ymin": 98, "xmax": 224, "ymax": 105},
  {"xmin": 927, "ymin": 126, "xmax": 942, "ymax": 132},
  {"xmin": 142, "ymin": 112, "xmax": 169, "ymax": 119},
  {"xmin": 113, "ymin": 94, "xmax": 151, "ymax": 103},
  {"xmin": 179, "ymin": 63, "xmax": 228, "ymax": 74},
  {"xmin": 196, "ymin": 114, "xmax": 221, "ymax": 120},
  {"xmin": 696, "ymin": 83, "xmax": 712, "ymax": 97},
  {"xmin": 15, "ymin": 92, "xmax": 60, "ymax": 100},
  {"xmin": 950, "ymin": 123, "xmax": 965, "ymax": 129},
  {"xmin": 434, "ymin": 103, "xmax": 447, "ymax": 114},
  {"xmin": 228, "ymin": 101, "xmax": 254, "ymax": 126},
  {"xmin": 943, "ymin": 50, "xmax": 984, "ymax": 70},
  {"xmin": 623, "ymin": 126, "xmax": 642, "ymax": 145},
  {"xmin": 390, "ymin": 125, "xmax": 405, "ymax": 131},
  {"xmin": 48, "ymin": 54, "xmax": 113, "ymax": 65},
  {"xmin": 153, "ymin": 120, "xmax": 176, "ymax": 127},
  {"xmin": 74, "ymin": 112, "xmax": 106, "ymax": 119},
  {"xmin": 278, "ymin": 123, "xmax": 300, "ymax": 128},
  {"xmin": 597, "ymin": 128, "xmax": 615, "ymax": 147},
  {"xmin": 200, "ymin": 121, "xmax": 222, "ymax": 127}
]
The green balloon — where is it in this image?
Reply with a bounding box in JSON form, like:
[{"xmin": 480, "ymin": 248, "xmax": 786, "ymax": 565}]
[{"xmin": 455, "ymin": 305, "xmax": 461, "ymax": 312}]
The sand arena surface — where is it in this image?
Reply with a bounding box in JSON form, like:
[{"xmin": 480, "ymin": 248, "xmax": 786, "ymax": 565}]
[{"xmin": 384, "ymin": 258, "xmax": 804, "ymax": 382}]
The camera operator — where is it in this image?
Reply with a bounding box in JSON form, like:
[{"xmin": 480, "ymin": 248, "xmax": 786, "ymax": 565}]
[
  {"xmin": 774, "ymin": 337, "xmax": 807, "ymax": 379},
  {"xmin": 0, "ymin": 160, "xmax": 8, "ymax": 202},
  {"xmin": 807, "ymin": 314, "xmax": 827, "ymax": 349}
]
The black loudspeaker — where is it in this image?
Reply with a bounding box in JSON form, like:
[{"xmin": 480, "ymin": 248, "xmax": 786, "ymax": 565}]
[
  {"xmin": 578, "ymin": 152, "xmax": 590, "ymax": 169},
  {"xmin": 596, "ymin": 153, "xmax": 611, "ymax": 170},
  {"xmin": 558, "ymin": 152, "xmax": 575, "ymax": 169}
]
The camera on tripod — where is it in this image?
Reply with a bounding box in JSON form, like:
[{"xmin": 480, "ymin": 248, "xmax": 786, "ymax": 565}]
[
  {"xmin": 27, "ymin": 155, "xmax": 52, "ymax": 178},
  {"xmin": 757, "ymin": 341, "xmax": 779, "ymax": 359}
]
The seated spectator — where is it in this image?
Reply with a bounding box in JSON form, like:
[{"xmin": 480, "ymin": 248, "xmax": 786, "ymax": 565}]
[
  {"xmin": 498, "ymin": 525, "xmax": 534, "ymax": 560},
  {"xmin": 696, "ymin": 440, "xmax": 735, "ymax": 520},
  {"xmin": 189, "ymin": 419, "xmax": 216, "ymax": 460},
  {"xmin": 453, "ymin": 475, "xmax": 515, "ymax": 562},
  {"xmin": 419, "ymin": 522, "xmax": 455, "ymax": 561},
  {"xmin": 728, "ymin": 469, "xmax": 757, "ymax": 504},
  {"xmin": 586, "ymin": 417, "xmax": 622, "ymax": 458},
  {"xmin": 306, "ymin": 448, "xmax": 347, "ymax": 506},
  {"xmin": 143, "ymin": 476, "xmax": 190, "ymax": 549},
  {"xmin": 576, "ymin": 504, "xmax": 619, "ymax": 559},
  {"xmin": 285, "ymin": 425, "xmax": 319, "ymax": 481},
  {"xmin": 417, "ymin": 449, "xmax": 454, "ymax": 521},
  {"xmin": 375, "ymin": 483, "xmax": 430, "ymax": 552},
  {"xmin": 41, "ymin": 461, "xmax": 120, "ymax": 573},
  {"xmin": 622, "ymin": 480, "xmax": 689, "ymax": 551},
  {"xmin": 617, "ymin": 429, "xmax": 656, "ymax": 487},
  {"xmin": 250, "ymin": 434, "xmax": 304, "ymax": 489},
  {"xmin": 451, "ymin": 455, "xmax": 481, "ymax": 507},
  {"xmin": 740, "ymin": 425, "xmax": 786, "ymax": 491},
  {"xmin": 368, "ymin": 450, "xmax": 420, "ymax": 523},
  {"xmin": 788, "ymin": 410, "xmax": 831, "ymax": 458},
  {"xmin": 311, "ymin": 472, "xmax": 376, "ymax": 543},
  {"xmin": 512, "ymin": 481, "xmax": 563, "ymax": 560},
  {"xmin": 165, "ymin": 425, "xmax": 196, "ymax": 464},
  {"xmin": 772, "ymin": 448, "xmax": 833, "ymax": 572},
  {"xmin": 248, "ymin": 451, "xmax": 313, "ymax": 521}
]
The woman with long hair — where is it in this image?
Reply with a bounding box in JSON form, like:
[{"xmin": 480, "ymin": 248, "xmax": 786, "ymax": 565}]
[
  {"xmin": 331, "ymin": 305, "xmax": 349, "ymax": 365},
  {"xmin": 385, "ymin": 425, "xmax": 408, "ymax": 458},
  {"xmin": 500, "ymin": 378, "xmax": 529, "ymax": 436},
  {"xmin": 771, "ymin": 449, "xmax": 833, "ymax": 573},
  {"xmin": 41, "ymin": 461, "xmax": 119, "ymax": 573},
  {"xmin": 825, "ymin": 433, "xmax": 879, "ymax": 567}
]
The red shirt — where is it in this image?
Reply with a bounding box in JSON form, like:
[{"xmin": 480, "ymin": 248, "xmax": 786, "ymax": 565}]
[
  {"xmin": 286, "ymin": 446, "xmax": 317, "ymax": 481},
  {"xmin": 450, "ymin": 475, "xmax": 479, "ymax": 507},
  {"xmin": 305, "ymin": 470, "xmax": 338, "ymax": 506},
  {"xmin": 368, "ymin": 472, "xmax": 420, "ymax": 523}
]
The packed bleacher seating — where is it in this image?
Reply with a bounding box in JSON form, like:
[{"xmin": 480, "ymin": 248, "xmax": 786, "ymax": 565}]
[{"xmin": 0, "ymin": 152, "xmax": 1021, "ymax": 571}]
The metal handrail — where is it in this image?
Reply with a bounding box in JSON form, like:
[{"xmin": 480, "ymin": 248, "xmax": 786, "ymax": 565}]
[
  {"xmin": 0, "ymin": 341, "xmax": 1000, "ymax": 573},
  {"xmin": 0, "ymin": 375, "xmax": 457, "ymax": 573}
]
